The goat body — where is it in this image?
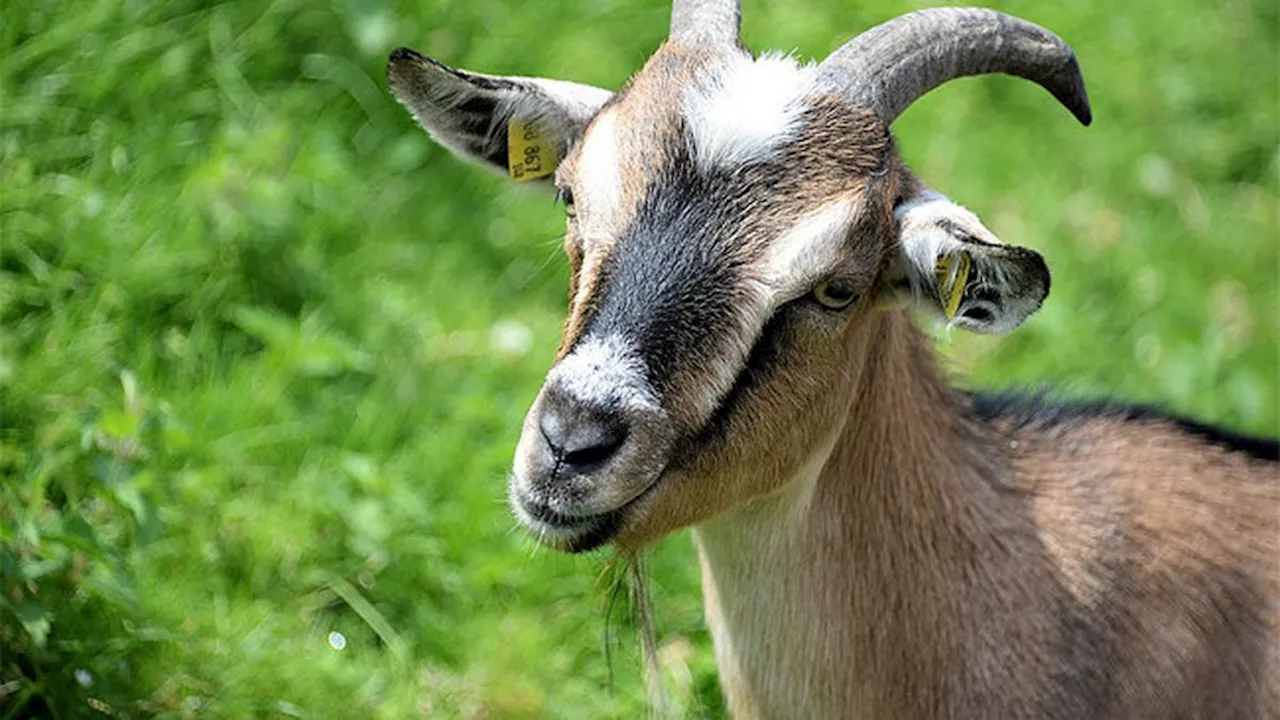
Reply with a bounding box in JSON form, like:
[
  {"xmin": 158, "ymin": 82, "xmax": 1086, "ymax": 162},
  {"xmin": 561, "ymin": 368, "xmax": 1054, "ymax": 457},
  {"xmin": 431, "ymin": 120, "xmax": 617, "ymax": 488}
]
[{"xmin": 696, "ymin": 311, "xmax": 1278, "ymax": 718}]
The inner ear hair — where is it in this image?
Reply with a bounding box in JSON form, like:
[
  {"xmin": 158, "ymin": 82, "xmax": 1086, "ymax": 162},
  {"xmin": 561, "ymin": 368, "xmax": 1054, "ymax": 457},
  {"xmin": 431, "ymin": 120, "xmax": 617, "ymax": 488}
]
[
  {"xmin": 387, "ymin": 48, "xmax": 612, "ymax": 181},
  {"xmin": 890, "ymin": 185, "xmax": 1050, "ymax": 334},
  {"xmin": 952, "ymin": 243, "xmax": 1050, "ymax": 333}
]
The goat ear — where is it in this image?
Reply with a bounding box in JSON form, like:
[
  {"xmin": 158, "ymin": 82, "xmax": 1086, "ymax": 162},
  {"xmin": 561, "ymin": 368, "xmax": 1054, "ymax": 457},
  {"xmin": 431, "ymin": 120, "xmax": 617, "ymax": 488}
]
[
  {"xmin": 886, "ymin": 190, "xmax": 1050, "ymax": 334},
  {"xmin": 387, "ymin": 48, "xmax": 612, "ymax": 183}
]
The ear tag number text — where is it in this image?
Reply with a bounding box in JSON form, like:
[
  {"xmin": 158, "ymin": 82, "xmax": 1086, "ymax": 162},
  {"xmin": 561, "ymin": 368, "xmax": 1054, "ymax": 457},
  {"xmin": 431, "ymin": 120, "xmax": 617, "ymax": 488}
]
[
  {"xmin": 935, "ymin": 251, "xmax": 971, "ymax": 319},
  {"xmin": 508, "ymin": 119, "xmax": 558, "ymax": 182}
]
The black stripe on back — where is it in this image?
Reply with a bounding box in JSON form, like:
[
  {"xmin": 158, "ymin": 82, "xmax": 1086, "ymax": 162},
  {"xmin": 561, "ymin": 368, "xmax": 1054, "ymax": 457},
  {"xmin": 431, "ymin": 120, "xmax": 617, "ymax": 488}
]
[{"xmin": 970, "ymin": 391, "xmax": 1279, "ymax": 462}]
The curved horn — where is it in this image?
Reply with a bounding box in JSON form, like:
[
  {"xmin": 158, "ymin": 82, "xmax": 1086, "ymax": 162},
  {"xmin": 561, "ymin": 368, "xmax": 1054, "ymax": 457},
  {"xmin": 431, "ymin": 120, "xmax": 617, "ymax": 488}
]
[
  {"xmin": 669, "ymin": 0, "xmax": 741, "ymax": 46},
  {"xmin": 817, "ymin": 8, "xmax": 1091, "ymax": 126}
]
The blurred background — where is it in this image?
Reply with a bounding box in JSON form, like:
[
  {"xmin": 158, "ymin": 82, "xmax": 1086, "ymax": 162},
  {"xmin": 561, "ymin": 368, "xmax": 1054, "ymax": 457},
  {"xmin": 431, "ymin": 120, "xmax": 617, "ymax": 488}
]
[{"xmin": 1, "ymin": 0, "xmax": 1275, "ymax": 716}]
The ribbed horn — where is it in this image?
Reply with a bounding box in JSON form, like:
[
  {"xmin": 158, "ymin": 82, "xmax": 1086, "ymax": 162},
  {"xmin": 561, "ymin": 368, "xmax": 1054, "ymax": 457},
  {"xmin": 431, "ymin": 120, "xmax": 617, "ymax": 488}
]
[
  {"xmin": 669, "ymin": 0, "xmax": 741, "ymax": 46},
  {"xmin": 817, "ymin": 7, "xmax": 1091, "ymax": 126}
]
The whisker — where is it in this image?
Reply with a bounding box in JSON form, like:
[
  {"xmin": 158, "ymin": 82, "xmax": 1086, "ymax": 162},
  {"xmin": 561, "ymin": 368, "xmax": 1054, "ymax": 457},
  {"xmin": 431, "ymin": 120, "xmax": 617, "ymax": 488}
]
[{"xmin": 628, "ymin": 552, "xmax": 671, "ymax": 718}]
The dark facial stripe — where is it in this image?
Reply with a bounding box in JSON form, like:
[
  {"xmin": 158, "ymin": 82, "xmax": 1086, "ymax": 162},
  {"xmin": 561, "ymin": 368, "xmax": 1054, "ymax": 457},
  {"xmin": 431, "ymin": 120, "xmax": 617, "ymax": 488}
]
[{"xmin": 583, "ymin": 167, "xmax": 750, "ymax": 395}]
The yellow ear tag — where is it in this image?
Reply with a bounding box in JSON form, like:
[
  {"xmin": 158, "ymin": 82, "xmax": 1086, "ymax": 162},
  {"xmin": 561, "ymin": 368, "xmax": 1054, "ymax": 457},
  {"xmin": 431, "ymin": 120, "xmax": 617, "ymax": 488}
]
[
  {"xmin": 507, "ymin": 119, "xmax": 558, "ymax": 182},
  {"xmin": 934, "ymin": 251, "xmax": 971, "ymax": 319}
]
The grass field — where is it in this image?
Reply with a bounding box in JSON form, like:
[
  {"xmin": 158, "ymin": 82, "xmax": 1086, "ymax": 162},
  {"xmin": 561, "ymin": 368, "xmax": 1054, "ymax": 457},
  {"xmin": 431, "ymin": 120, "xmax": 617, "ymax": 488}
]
[{"xmin": 1, "ymin": 0, "xmax": 1276, "ymax": 717}]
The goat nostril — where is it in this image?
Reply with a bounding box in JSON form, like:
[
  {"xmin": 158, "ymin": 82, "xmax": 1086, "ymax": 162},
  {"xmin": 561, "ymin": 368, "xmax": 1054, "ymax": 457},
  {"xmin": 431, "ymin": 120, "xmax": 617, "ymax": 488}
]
[
  {"xmin": 538, "ymin": 399, "xmax": 628, "ymax": 471},
  {"xmin": 562, "ymin": 427, "xmax": 626, "ymax": 468}
]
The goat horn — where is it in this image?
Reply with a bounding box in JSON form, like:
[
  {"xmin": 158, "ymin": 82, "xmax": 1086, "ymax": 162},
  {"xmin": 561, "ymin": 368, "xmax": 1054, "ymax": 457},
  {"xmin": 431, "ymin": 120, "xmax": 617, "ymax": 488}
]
[
  {"xmin": 669, "ymin": 0, "xmax": 741, "ymax": 46},
  {"xmin": 817, "ymin": 8, "xmax": 1092, "ymax": 126}
]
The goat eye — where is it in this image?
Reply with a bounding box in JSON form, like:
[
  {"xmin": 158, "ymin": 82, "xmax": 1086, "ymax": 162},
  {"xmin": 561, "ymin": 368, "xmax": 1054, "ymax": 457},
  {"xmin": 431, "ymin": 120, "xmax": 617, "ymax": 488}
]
[
  {"xmin": 555, "ymin": 186, "xmax": 576, "ymax": 217},
  {"xmin": 812, "ymin": 279, "xmax": 858, "ymax": 310}
]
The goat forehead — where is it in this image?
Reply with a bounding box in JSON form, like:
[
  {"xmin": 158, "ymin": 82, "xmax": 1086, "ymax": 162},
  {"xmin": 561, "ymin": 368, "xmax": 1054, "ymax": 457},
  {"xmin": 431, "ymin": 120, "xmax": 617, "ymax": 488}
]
[
  {"xmin": 682, "ymin": 51, "xmax": 818, "ymax": 172},
  {"xmin": 578, "ymin": 48, "xmax": 826, "ymax": 178},
  {"xmin": 570, "ymin": 44, "xmax": 887, "ymax": 209},
  {"xmin": 576, "ymin": 81, "xmax": 888, "ymax": 213},
  {"xmin": 572, "ymin": 98, "xmax": 890, "ymax": 267}
]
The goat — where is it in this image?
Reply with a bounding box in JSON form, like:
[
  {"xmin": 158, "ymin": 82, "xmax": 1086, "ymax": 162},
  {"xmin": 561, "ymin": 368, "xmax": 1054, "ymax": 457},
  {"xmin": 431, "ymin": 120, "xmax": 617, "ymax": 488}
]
[{"xmin": 387, "ymin": 3, "xmax": 1279, "ymax": 717}]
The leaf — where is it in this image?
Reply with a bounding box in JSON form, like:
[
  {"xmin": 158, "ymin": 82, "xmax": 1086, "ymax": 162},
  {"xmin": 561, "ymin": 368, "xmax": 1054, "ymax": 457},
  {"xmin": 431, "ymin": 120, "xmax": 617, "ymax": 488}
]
[
  {"xmin": 14, "ymin": 599, "xmax": 51, "ymax": 648},
  {"xmin": 18, "ymin": 557, "xmax": 63, "ymax": 583},
  {"xmin": 112, "ymin": 481, "xmax": 147, "ymax": 526},
  {"xmin": 322, "ymin": 573, "xmax": 409, "ymax": 666},
  {"xmin": 227, "ymin": 305, "xmax": 372, "ymax": 377},
  {"xmin": 96, "ymin": 408, "xmax": 140, "ymax": 441},
  {"xmin": 82, "ymin": 564, "xmax": 139, "ymax": 612},
  {"xmin": 227, "ymin": 304, "xmax": 296, "ymax": 347}
]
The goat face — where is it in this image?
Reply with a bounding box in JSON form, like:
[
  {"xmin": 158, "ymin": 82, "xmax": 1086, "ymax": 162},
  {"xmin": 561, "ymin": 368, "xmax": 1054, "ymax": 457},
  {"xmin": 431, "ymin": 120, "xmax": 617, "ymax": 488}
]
[
  {"xmin": 388, "ymin": 7, "xmax": 1089, "ymax": 552},
  {"xmin": 514, "ymin": 46, "xmax": 906, "ymax": 552}
]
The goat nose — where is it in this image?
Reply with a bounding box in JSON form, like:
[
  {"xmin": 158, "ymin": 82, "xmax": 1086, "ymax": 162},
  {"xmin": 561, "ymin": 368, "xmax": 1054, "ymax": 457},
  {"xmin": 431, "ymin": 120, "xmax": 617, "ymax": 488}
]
[{"xmin": 538, "ymin": 393, "xmax": 628, "ymax": 472}]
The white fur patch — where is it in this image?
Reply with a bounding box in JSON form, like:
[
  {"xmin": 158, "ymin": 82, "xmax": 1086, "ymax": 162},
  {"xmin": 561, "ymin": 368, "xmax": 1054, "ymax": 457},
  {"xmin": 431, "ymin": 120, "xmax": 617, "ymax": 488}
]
[
  {"xmin": 693, "ymin": 427, "xmax": 847, "ymax": 718},
  {"xmin": 524, "ymin": 77, "xmax": 614, "ymax": 119},
  {"xmin": 758, "ymin": 199, "xmax": 856, "ymax": 297},
  {"xmin": 574, "ymin": 110, "xmax": 622, "ymax": 228},
  {"xmin": 673, "ymin": 201, "xmax": 855, "ymax": 424},
  {"xmin": 895, "ymin": 191, "xmax": 981, "ymax": 284},
  {"xmin": 547, "ymin": 336, "xmax": 659, "ymax": 413},
  {"xmin": 683, "ymin": 51, "xmax": 816, "ymax": 171}
]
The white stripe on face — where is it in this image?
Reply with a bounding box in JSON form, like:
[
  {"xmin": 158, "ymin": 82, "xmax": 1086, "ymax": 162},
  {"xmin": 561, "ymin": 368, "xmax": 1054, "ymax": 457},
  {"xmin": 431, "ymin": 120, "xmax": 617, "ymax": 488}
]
[
  {"xmin": 573, "ymin": 109, "xmax": 623, "ymax": 233},
  {"xmin": 757, "ymin": 199, "xmax": 857, "ymax": 301},
  {"xmin": 682, "ymin": 51, "xmax": 816, "ymax": 172}
]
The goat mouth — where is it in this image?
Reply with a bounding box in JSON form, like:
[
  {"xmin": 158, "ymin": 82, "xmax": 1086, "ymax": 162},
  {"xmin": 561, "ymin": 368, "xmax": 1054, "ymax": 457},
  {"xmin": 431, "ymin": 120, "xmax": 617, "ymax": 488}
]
[{"xmin": 511, "ymin": 476, "xmax": 663, "ymax": 553}]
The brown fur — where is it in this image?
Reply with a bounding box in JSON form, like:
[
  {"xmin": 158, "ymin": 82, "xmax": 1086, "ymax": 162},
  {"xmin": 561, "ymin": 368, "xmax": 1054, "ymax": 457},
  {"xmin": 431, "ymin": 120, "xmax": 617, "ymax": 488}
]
[{"xmin": 688, "ymin": 310, "xmax": 1278, "ymax": 718}]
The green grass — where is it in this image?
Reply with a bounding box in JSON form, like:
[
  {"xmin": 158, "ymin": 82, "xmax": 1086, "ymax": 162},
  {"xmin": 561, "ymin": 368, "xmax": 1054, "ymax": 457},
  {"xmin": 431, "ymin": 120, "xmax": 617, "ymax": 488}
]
[{"xmin": 1, "ymin": 0, "xmax": 1275, "ymax": 717}]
